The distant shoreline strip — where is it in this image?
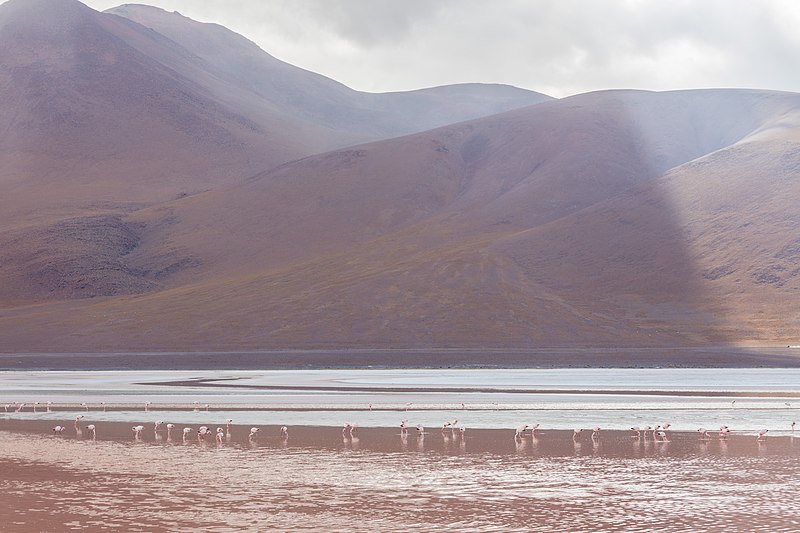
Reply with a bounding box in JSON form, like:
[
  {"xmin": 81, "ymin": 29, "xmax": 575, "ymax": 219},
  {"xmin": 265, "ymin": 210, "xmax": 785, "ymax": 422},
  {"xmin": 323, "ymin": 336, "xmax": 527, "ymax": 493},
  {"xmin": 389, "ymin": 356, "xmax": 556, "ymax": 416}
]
[{"xmin": 140, "ymin": 378, "xmax": 800, "ymax": 398}]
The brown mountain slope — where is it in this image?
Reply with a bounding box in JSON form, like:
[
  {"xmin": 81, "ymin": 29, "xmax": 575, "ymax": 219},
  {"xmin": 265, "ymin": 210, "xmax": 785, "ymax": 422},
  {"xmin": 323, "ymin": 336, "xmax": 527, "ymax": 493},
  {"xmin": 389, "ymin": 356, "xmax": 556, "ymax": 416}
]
[
  {"xmin": 1, "ymin": 89, "xmax": 798, "ymax": 351},
  {"xmin": 0, "ymin": 0, "xmax": 548, "ymax": 214}
]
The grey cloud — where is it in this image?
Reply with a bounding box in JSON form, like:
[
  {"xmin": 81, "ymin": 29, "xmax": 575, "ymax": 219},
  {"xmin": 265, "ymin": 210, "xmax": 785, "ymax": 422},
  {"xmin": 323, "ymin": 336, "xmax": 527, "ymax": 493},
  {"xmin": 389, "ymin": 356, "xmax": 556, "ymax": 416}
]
[{"xmin": 44, "ymin": 0, "xmax": 800, "ymax": 96}]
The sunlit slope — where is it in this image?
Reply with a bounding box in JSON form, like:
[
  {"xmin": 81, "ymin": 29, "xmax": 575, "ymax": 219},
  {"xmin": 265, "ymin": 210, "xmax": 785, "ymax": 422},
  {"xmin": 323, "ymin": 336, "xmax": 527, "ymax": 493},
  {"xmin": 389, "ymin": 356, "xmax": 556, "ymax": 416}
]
[{"xmin": 2, "ymin": 89, "xmax": 799, "ymax": 350}]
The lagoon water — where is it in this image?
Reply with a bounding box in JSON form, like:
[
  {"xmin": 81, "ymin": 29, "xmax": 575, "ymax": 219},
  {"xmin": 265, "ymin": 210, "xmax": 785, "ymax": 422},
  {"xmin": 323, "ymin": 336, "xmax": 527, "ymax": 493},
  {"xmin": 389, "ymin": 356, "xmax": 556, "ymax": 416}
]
[
  {"xmin": 2, "ymin": 368, "xmax": 799, "ymax": 432},
  {"xmin": 3, "ymin": 368, "xmax": 800, "ymax": 531}
]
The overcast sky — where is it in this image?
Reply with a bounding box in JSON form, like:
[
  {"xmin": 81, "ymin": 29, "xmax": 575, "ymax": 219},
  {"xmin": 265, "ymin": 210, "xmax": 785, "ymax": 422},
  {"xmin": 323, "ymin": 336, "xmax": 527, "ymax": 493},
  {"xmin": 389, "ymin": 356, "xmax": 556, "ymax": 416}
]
[{"xmin": 65, "ymin": 1, "xmax": 800, "ymax": 97}]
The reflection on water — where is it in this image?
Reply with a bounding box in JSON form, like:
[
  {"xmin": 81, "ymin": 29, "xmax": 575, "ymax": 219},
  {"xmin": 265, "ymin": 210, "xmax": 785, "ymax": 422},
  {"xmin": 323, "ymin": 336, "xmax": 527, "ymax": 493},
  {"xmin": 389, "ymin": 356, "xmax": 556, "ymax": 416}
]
[{"xmin": 1, "ymin": 428, "xmax": 799, "ymax": 532}]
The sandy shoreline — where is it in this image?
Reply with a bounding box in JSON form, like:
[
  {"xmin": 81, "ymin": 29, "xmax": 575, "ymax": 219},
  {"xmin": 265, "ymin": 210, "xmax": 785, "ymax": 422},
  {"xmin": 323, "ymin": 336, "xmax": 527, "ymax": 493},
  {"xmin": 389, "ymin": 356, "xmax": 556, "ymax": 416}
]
[{"xmin": 2, "ymin": 346, "xmax": 800, "ymax": 370}]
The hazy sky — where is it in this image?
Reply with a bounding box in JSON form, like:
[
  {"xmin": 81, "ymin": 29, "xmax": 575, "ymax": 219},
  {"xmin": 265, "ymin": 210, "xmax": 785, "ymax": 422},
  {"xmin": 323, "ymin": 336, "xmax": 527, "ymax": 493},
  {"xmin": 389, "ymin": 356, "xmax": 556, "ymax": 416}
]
[{"xmin": 57, "ymin": 1, "xmax": 800, "ymax": 97}]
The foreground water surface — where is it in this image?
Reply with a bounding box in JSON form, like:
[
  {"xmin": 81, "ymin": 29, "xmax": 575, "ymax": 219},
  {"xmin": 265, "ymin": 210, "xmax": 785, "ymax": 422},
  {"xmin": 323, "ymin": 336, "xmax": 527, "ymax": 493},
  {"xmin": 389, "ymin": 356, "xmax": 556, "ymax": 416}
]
[{"xmin": 2, "ymin": 368, "xmax": 800, "ymax": 531}]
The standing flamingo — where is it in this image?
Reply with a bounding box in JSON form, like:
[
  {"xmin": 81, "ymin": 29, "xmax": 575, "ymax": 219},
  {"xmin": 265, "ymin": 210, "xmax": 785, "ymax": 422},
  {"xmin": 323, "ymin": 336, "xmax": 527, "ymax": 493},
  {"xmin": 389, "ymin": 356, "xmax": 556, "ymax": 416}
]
[
  {"xmin": 101, "ymin": 402, "xmax": 106, "ymax": 412},
  {"xmin": 81, "ymin": 403, "xmax": 88, "ymax": 412},
  {"xmin": 166, "ymin": 423, "xmax": 175, "ymax": 441},
  {"xmin": 399, "ymin": 420, "xmax": 408, "ymax": 435},
  {"xmin": 132, "ymin": 425, "xmax": 144, "ymax": 440},
  {"xmin": 515, "ymin": 425, "xmax": 530, "ymax": 439},
  {"xmin": 46, "ymin": 401, "xmax": 52, "ymax": 412},
  {"xmin": 144, "ymin": 401, "xmax": 152, "ymax": 412},
  {"xmin": 249, "ymin": 427, "xmax": 260, "ymax": 439},
  {"xmin": 631, "ymin": 427, "xmax": 641, "ymax": 439},
  {"xmin": 591, "ymin": 427, "xmax": 601, "ymax": 439},
  {"xmin": 216, "ymin": 428, "xmax": 225, "ymax": 443},
  {"xmin": 280, "ymin": 426, "xmax": 289, "ymax": 439},
  {"xmin": 74, "ymin": 415, "xmax": 84, "ymax": 431},
  {"xmin": 33, "ymin": 401, "xmax": 40, "ymax": 412},
  {"xmin": 757, "ymin": 429, "xmax": 768, "ymax": 442},
  {"xmin": 86, "ymin": 424, "xmax": 96, "ymax": 440},
  {"xmin": 698, "ymin": 428, "xmax": 711, "ymax": 440},
  {"xmin": 182, "ymin": 427, "xmax": 193, "ymax": 442},
  {"xmin": 573, "ymin": 429, "xmax": 583, "ymax": 440}
]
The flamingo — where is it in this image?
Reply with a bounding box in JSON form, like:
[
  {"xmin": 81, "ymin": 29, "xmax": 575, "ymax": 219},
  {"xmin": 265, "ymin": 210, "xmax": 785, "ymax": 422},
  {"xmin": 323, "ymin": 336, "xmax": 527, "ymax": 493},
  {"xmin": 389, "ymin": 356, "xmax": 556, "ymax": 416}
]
[
  {"xmin": 792, "ymin": 421, "xmax": 796, "ymax": 432},
  {"xmin": 3, "ymin": 404, "xmax": 9, "ymax": 412},
  {"xmin": 399, "ymin": 420, "xmax": 408, "ymax": 434},
  {"xmin": 86, "ymin": 424, "xmax": 96, "ymax": 439},
  {"xmin": 631, "ymin": 427, "xmax": 641, "ymax": 439},
  {"xmin": 101, "ymin": 402, "xmax": 106, "ymax": 412},
  {"xmin": 530, "ymin": 423, "xmax": 540, "ymax": 435},
  {"xmin": 459, "ymin": 427, "xmax": 466, "ymax": 437},
  {"xmin": 192, "ymin": 401, "xmax": 199, "ymax": 412},
  {"xmin": 226, "ymin": 419, "xmax": 233, "ymax": 433},
  {"xmin": 416, "ymin": 424, "xmax": 425, "ymax": 435},
  {"xmin": 197, "ymin": 426, "xmax": 211, "ymax": 441},
  {"xmin": 132, "ymin": 425, "xmax": 144, "ymax": 439},
  {"xmin": 280, "ymin": 426, "xmax": 289, "ymax": 439},
  {"xmin": 154, "ymin": 421, "xmax": 163, "ymax": 432},
  {"xmin": 46, "ymin": 401, "xmax": 52, "ymax": 412},
  {"xmin": 204, "ymin": 403, "xmax": 210, "ymax": 412},
  {"xmin": 144, "ymin": 401, "xmax": 152, "ymax": 412},
  {"xmin": 216, "ymin": 428, "xmax": 225, "ymax": 443},
  {"xmin": 182, "ymin": 427, "xmax": 193, "ymax": 441},
  {"xmin": 52, "ymin": 425, "xmax": 65, "ymax": 433},
  {"xmin": 249, "ymin": 427, "xmax": 259, "ymax": 439},
  {"xmin": 16, "ymin": 403, "xmax": 25, "ymax": 412},
  {"xmin": 166, "ymin": 423, "xmax": 175, "ymax": 441},
  {"xmin": 515, "ymin": 425, "xmax": 529, "ymax": 439},
  {"xmin": 757, "ymin": 429, "xmax": 768, "ymax": 442},
  {"xmin": 33, "ymin": 401, "xmax": 40, "ymax": 412},
  {"xmin": 342, "ymin": 423, "xmax": 353, "ymax": 437},
  {"xmin": 698, "ymin": 428, "xmax": 711, "ymax": 440},
  {"xmin": 81, "ymin": 402, "xmax": 88, "ymax": 412},
  {"xmin": 656, "ymin": 430, "xmax": 669, "ymax": 442},
  {"xmin": 719, "ymin": 425, "xmax": 730, "ymax": 439},
  {"xmin": 74, "ymin": 415, "xmax": 84, "ymax": 430},
  {"xmin": 591, "ymin": 427, "xmax": 601, "ymax": 439},
  {"xmin": 573, "ymin": 429, "xmax": 583, "ymax": 440}
]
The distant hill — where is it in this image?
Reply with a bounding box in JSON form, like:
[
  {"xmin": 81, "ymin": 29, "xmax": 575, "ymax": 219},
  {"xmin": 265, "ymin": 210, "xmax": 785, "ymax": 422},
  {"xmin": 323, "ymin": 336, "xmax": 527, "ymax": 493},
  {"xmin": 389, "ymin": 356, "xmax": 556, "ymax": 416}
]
[{"xmin": 1, "ymin": 0, "xmax": 798, "ymax": 354}]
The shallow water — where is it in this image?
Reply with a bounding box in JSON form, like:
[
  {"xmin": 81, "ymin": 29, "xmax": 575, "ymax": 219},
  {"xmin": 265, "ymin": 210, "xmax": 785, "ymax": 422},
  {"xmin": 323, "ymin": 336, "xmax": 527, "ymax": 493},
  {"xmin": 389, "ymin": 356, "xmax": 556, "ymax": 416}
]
[
  {"xmin": 1, "ymin": 428, "xmax": 799, "ymax": 532},
  {"xmin": 3, "ymin": 368, "xmax": 800, "ymax": 531},
  {"xmin": 2, "ymin": 369, "xmax": 798, "ymax": 431}
]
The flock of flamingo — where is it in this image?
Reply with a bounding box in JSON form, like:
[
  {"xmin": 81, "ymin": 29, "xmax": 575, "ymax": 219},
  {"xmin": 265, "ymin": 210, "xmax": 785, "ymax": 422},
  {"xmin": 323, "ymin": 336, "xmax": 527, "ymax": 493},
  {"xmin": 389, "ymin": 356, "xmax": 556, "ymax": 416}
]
[{"xmin": 4, "ymin": 400, "xmax": 797, "ymax": 446}]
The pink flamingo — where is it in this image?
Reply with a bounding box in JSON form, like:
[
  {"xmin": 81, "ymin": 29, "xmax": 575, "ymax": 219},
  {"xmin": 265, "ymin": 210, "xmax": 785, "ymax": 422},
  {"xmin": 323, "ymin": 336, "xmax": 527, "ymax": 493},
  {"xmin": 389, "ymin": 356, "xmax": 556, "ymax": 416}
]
[
  {"xmin": 86, "ymin": 424, "xmax": 96, "ymax": 440},
  {"xmin": 166, "ymin": 423, "xmax": 175, "ymax": 441},
  {"xmin": 81, "ymin": 403, "xmax": 88, "ymax": 412},
  {"xmin": 192, "ymin": 401, "xmax": 199, "ymax": 412},
  {"xmin": 182, "ymin": 427, "xmax": 193, "ymax": 441},
  {"xmin": 719, "ymin": 425, "xmax": 730, "ymax": 439},
  {"xmin": 144, "ymin": 401, "xmax": 151, "ymax": 412},
  {"xmin": 631, "ymin": 427, "xmax": 641, "ymax": 439},
  {"xmin": 132, "ymin": 425, "xmax": 144, "ymax": 440},
  {"xmin": 515, "ymin": 425, "xmax": 529, "ymax": 439},
  {"xmin": 16, "ymin": 403, "xmax": 25, "ymax": 412},
  {"xmin": 573, "ymin": 429, "xmax": 583, "ymax": 440},
  {"xmin": 249, "ymin": 427, "xmax": 259, "ymax": 439},
  {"xmin": 226, "ymin": 419, "xmax": 233, "ymax": 433},
  {"xmin": 33, "ymin": 402, "xmax": 40, "ymax": 412},
  {"xmin": 52, "ymin": 425, "xmax": 65, "ymax": 433},
  {"xmin": 46, "ymin": 401, "xmax": 52, "ymax": 412},
  {"xmin": 154, "ymin": 421, "xmax": 163, "ymax": 432},
  {"xmin": 400, "ymin": 420, "xmax": 408, "ymax": 435},
  {"xmin": 197, "ymin": 426, "xmax": 211, "ymax": 441},
  {"xmin": 757, "ymin": 429, "xmax": 768, "ymax": 442},
  {"xmin": 216, "ymin": 428, "xmax": 225, "ymax": 443},
  {"xmin": 280, "ymin": 426, "xmax": 289, "ymax": 439},
  {"xmin": 791, "ymin": 421, "xmax": 796, "ymax": 432},
  {"xmin": 3, "ymin": 404, "xmax": 9, "ymax": 412},
  {"xmin": 591, "ymin": 427, "xmax": 601, "ymax": 439},
  {"xmin": 101, "ymin": 402, "xmax": 106, "ymax": 412},
  {"xmin": 416, "ymin": 424, "xmax": 425, "ymax": 436},
  {"xmin": 698, "ymin": 428, "xmax": 711, "ymax": 440},
  {"xmin": 74, "ymin": 415, "xmax": 84, "ymax": 431},
  {"xmin": 204, "ymin": 404, "xmax": 210, "ymax": 412}
]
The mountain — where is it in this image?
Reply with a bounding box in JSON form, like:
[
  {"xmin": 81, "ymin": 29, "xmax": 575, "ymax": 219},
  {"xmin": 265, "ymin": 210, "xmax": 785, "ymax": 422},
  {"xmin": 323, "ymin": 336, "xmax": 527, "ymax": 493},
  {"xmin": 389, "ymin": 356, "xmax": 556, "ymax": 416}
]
[
  {"xmin": 0, "ymin": 0, "xmax": 550, "ymax": 217},
  {"xmin": 2, "ymin": 84, "xmax": 799, "ymax": 352}
]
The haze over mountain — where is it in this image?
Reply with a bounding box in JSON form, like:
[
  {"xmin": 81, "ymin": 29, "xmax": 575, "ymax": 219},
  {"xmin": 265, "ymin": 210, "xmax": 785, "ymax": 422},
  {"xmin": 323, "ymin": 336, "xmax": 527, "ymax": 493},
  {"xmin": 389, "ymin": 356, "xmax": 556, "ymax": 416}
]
[{"xmin": 1, "ymin": 0, "xmax": 799, "ymax": 356}]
